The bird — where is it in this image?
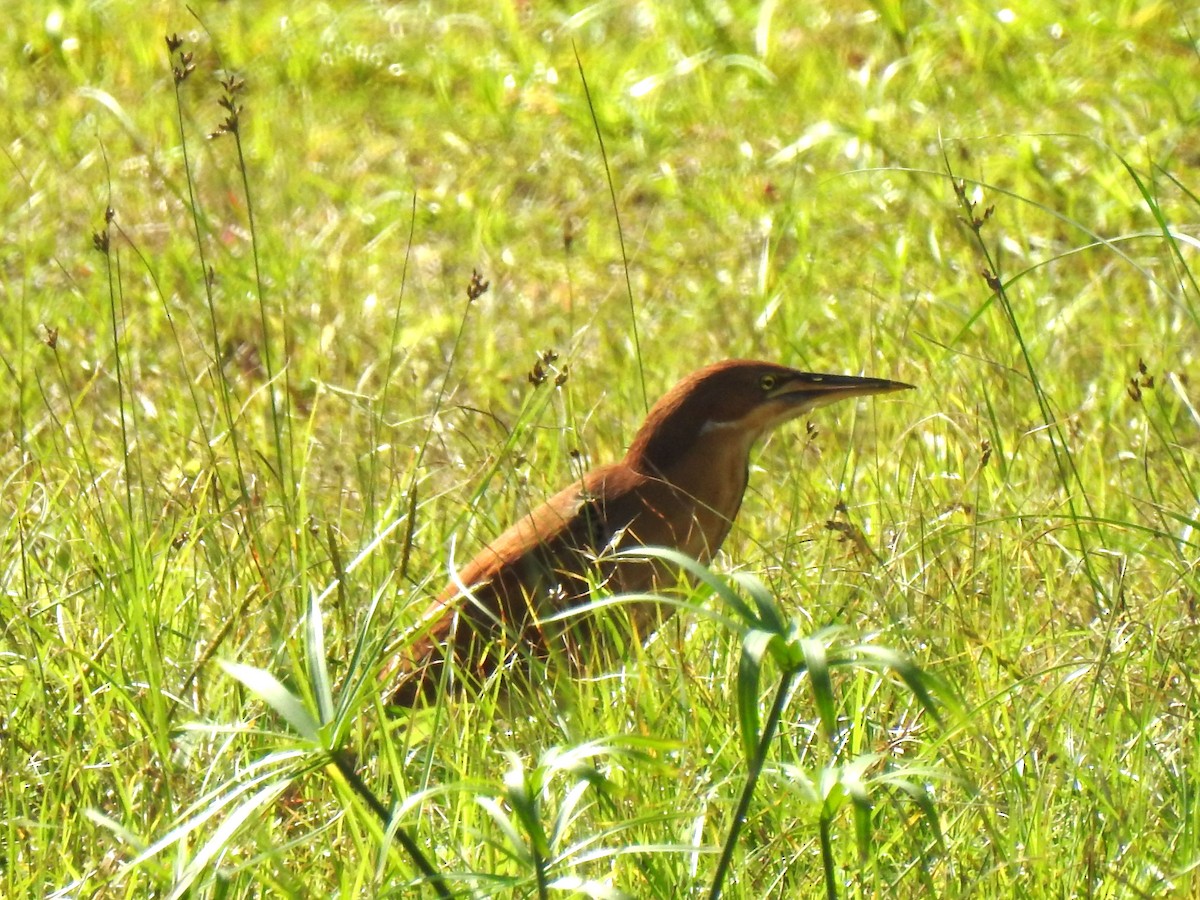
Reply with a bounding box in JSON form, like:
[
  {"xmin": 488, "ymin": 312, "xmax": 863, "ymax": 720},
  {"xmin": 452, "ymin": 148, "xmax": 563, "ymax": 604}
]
[{"xmin": 388, "ymin": 359, "xmax": 913, "ymax": 705}]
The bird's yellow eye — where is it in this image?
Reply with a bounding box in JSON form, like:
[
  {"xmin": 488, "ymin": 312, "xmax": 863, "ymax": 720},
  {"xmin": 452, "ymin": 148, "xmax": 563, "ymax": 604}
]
[{"xmin": 759, "ymin": 374, "xmax": 777, "ymax": 392}]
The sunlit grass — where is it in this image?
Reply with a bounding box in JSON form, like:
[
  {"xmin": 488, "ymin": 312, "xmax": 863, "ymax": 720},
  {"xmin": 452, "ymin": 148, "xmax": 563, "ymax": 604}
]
[{"xmin": 4, "ymin": 1, "xmax": 1200, "ymax": 896}]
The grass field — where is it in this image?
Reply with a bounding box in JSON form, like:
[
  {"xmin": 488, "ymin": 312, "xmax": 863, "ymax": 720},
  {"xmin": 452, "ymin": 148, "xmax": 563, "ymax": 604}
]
[{"xmin": 4, "ymin": 1, "xmax": 1200, "ymax": 896}]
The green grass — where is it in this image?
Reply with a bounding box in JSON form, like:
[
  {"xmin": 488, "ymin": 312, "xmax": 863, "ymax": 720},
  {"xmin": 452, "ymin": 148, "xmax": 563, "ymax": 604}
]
[{"xmin": 4, "ymin": 0, "xmax": 1200, "ymax": 896}]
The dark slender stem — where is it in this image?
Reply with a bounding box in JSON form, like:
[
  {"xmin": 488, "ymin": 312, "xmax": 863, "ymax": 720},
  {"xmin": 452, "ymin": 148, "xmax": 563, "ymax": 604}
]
[
  {"xmin": 708, "ymin": 670, "xmax": 796, "ymax": 900},
  {"xmin": 819, "ymin": 814, "xmax": 837, "ymax": 900},
  {"xmin": 330, "ymin": 750, "xmax": 453, "ymax": 899},
  {"xmin": 571, "ymin": 39, "xmax": 646, "ymax": 413},
  {"xmin": 534, "ymin": 850, "xmax": 549, "ymax": 900}
]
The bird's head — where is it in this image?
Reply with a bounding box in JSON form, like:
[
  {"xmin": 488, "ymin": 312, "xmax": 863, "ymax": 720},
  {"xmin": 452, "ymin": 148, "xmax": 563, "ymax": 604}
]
[{"xmin": 626, "ymin": 359, "xmax": 914, "ymax": 474}]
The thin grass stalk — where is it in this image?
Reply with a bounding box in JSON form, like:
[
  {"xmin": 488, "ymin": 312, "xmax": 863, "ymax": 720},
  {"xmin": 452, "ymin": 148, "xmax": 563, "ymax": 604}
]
[
  {"xmin": 405, "ymin": 272, "xmax": 486, "ymax": 793},
  {"xmin": 1133, "ymin": 160, "xmax": 1200, "ymax": 328},
  {"xmin": 111, "ymin": 218, "xmax": 217, "ymax": 466},
  {"xmin": 373, "ymin": 192, "xmax": 418, "ymax": 529},
  {"xmin": 405, "ymin": 270, "xmax": 484, "ymax": 519},
  {"xmin": 45, "ymin": 340, "xmax": 112, "ymax": 551},
  {"xmin": 572, "ymin": 40, "xmax": 646, "ymax": 412},
  {"xmin": 168, "ymin": 44, "xmax": 252, "ymax": 517},
  {"xmin": 944, "ymin": 154, "xmax": 1109, "ymax": 610},
  {"xmin": 98, "ymin": 211, "xmax": 137, "ymax": 540},
  {"xmin": 8, "ymin": 223, "xmax": 31, "ymax": 610},
  {"xmin": 186, "ymin": 8, "xmax": 295, "ymax": 525},
  {"xmin": 228, "ymin": 112, "xmax": 296, "ymax": 527},
  {"xmin": 389, "ymin": 269, "xmax": 487, "ymax": 598}
]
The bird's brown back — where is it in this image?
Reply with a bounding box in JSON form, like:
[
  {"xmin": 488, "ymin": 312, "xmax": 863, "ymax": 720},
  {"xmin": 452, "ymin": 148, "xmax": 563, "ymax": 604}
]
[{"xmin": 389, "ymin": 460, "xmax": 738, "ymax": 703}]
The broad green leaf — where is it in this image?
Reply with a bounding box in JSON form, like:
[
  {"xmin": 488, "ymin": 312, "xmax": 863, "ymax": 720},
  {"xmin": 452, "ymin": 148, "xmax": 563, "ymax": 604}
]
[
  {"xmin": 477, "ymin": 796, "xmax": 534, "ymax": 867},
  {"xmin": 619, "ymin": 546, "xmax": 756, "ymax": 623},
  {"xmin": 166, "ymin": 780, "xmax": 292, "ymax": 900},
  {"xmin": 799, "ymin": 638, "xmax": 836, "ymax": 744},
  {"xmin": 306, "ymin": 587, "xmax": 334, "ymax": 726},
  {"xmin": 737, "ymin": 628, "xmax": 775, "ymax": 761},
  {"xmin": 220, "ymin": 661, "xmax": 320, "ymax": 743}
]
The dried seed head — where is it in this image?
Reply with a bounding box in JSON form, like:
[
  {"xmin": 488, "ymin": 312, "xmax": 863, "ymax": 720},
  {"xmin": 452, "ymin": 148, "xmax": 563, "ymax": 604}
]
[{"xmin": 466, "ymin": 269, "xmax": 490, "ymax": 301}]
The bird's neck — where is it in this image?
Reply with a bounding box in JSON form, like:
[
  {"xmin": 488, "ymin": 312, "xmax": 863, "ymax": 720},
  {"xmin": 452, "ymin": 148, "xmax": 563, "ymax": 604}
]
[{"xmin": 626, "ymin": 420, "xmax": 759, "ymax": 533}]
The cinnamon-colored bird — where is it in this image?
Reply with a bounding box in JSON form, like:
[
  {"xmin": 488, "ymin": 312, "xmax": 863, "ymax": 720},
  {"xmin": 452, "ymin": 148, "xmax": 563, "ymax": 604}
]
[{"xmin": 389, "ymin": 359, "xmax": 913, "ymax": 704}]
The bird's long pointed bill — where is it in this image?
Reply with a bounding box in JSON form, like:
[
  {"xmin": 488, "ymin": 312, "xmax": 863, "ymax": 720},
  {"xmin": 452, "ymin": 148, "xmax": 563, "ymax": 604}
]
[{"xmin": 773, "ymin": 373, "xmax": 916, "ymax": 412}]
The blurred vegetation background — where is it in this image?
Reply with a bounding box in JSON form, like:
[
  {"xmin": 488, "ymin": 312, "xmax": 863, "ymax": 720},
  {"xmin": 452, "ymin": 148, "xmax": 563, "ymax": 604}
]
[{"xmin": 3, "ymin": 1, "xmax": 1199, "ymax": 896}]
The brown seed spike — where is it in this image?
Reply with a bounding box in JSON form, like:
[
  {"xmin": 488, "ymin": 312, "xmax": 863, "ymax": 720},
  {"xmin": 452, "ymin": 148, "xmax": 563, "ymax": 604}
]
[{"xmin": 467, "ymin": 270, "xmax": 490, "ymax": 302}]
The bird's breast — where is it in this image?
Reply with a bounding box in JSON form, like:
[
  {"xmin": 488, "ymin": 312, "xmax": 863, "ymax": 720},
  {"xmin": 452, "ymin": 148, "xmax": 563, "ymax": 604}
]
[{"xmin": 618, "ymin": 450, "xmax": 749, "ymax": 566}]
